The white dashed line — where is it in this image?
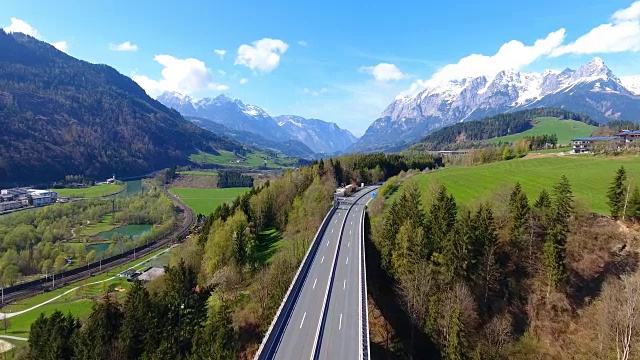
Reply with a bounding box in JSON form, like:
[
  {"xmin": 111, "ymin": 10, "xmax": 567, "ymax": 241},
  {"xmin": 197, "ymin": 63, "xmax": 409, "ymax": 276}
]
[
  {"xmin": 321, "ymin": 256, "xmax": 325, "ymax": 264},
  {"xmin": 300, "ymin": 312, "xmax": 306, "ymax": 328},
  {"xmin": 339, "ymin": 314, "xmax": 343, "ymax": 330},
  {"xmin": 346, "ymin": 257, "xmax": 349, "ymax": 265},
  {"xmin": 343, "ymin": 279, "xmax": 346, "ymax": 289},
  {"xmin": 348, "ymin": 241, "xmax": 350, "ymax": 247},
  {"xmin": 313, "ymin": 278, "xmax": 317, "ymax": 289}
]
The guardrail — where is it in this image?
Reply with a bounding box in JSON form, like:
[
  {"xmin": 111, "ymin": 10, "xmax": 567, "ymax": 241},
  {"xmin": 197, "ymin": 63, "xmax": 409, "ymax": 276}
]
[
  {"xmin": 360, "ymin": 197, "xmax": 373, "ymax": 360},
  {"xmin": 253, "ymin": 201, "xmax": 338, "ymax": 360}
]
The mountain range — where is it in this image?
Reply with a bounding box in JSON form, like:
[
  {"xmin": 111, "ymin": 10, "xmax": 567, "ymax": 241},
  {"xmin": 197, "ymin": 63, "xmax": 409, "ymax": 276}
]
[
  {"xmin": 157, "ymin": 92, "xmax": 357, "ymax": 155},
  {"xmin": 0, "ymin": 30, "xmax": 241, "ymax": 186},
  {"xmin": 351, "ymin": 57, "xmax": 640, "ymax": 153}
]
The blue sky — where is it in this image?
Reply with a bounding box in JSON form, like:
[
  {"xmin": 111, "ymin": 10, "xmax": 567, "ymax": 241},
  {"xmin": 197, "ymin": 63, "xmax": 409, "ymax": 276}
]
[{"xmin": 3, "ymin": 0, "xmax": 640, "ymax": 135}]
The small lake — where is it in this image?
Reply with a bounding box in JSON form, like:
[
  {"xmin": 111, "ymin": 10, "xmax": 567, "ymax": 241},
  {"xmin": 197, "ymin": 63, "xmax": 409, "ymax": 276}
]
[
  {"xmin": 119, "ymin": 180, "xmax": 143, "ymax": 197},
  {"xmin": 86, "ymin": 242, "xmax": 110, "ymax": 256},
  {"xmin": 94, "ymin": 224, "xmax": 152, "ymax": 240}
]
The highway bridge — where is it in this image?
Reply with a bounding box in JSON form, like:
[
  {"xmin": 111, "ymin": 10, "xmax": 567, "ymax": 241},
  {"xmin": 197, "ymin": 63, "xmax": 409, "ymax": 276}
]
[{"xmin": 255, "ymin": 186, "xmax": 377, "ymax": 360}]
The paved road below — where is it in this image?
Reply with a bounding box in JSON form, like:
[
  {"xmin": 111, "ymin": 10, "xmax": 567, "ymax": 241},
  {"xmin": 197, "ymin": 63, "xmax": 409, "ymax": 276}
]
[{"xmin": 272, "ymin": 188, "xmax": 375, "ymax": 360}]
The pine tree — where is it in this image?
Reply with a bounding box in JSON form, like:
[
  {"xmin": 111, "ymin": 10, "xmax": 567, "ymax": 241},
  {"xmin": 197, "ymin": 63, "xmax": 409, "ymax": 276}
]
[
  {"xmin": 73, "ymin": 297, "xmax": 124, "ymax": 360},
  {"xmin": 626, "ymin": 186, "xmax": 640, "ymax": 220},
  {"xmin": 543, "ymin": 176, "xmax": 574, "ymax": 290},
  {"xmin": 442, "ymin": 210, "xmax": 474, "ymax": 281},
  {"xmin": 392, "ymin": 221, "xmax": 425, "ymax": 276},
  {"xmin": 429, "ymin": 185, "xmax": 457, "ymax": 257},
  {"xmin": 508, "ymin": 183, "xmax": 530, "ymax": 247},
  {"xmin": 121, "ymin": 280, "xmax": 152, "ymax": 359},
  {"xmin": 190, "ymin": 304, "xmax": 237, "ymax": 360},
  {"xmin": 607, "ymin": 166, "xmax": 627, "ymax": 219},
  {"xmin": 445, "ymin": 305, "xmax": 465, "ymax": 360},
  {"xmin": 472, "ymin": 205, "xmax": 500, "ymax": 307}
]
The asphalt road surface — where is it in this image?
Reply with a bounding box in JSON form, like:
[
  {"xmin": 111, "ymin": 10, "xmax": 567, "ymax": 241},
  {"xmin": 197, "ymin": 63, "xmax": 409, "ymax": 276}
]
[{"xmin": 272, "ymin": 188, "xmax": 375, "ymax": 360}]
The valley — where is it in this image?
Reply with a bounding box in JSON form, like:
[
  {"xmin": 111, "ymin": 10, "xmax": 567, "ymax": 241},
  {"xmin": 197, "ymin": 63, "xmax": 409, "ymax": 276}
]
[{"xmin": 3, "ymin": 3, "xmax": 640, "ymax": 359}]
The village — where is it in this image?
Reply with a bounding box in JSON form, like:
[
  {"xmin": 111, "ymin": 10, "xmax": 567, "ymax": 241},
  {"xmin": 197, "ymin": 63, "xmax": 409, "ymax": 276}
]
[{"xmin": 571, "ymin": 129, "xmax": 640, "ymax": 153}]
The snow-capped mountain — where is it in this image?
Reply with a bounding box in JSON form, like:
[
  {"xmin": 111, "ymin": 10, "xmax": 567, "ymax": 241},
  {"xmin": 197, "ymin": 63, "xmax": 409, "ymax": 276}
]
[
  {"xmin": 351, "ymin": 57, "xmax": 640, "ymax": 153},
  {"xmin": 621, "ymin": 76, "xmax": 640, "ymax": 96},
  {"xmin": 274, "ymin": 115, "xmax": 357, "ymax": 154},
  {"xmin": 157, "ymin": 92, "xmax": 290, "ymax": 141},
  {"xmin": 157, "ymin": 92, "xmax": 357, "ymax": 154}
]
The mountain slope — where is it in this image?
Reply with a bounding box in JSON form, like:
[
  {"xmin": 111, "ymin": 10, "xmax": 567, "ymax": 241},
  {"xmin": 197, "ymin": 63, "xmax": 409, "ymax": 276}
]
[
  {"xmin": 409, "ymin": 108, "xmax": 598, "ymax": 151},
  {"xmin": 352, "ymin": 58, "xmax": 640, "ymax": 153},
  {"xmin": 0, "ymin": 31, "xmax": 240, "ymax": 185},
  {"xmin": 274, "ymin": 115, "xmax": 357, "ymax": 154},
  {"xmin": 185, "ymin": 116, "xmax": 317, "ymax": 159}
]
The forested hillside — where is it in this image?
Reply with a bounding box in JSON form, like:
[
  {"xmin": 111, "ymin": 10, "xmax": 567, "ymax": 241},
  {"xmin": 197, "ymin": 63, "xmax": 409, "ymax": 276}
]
[
  {"xmin": 0, "ymin": 31, "xmax": 241, "ymax": 186},
  {"xmin": 411, "ymin": 108, "xmax": 598, "ymax": 151},
  {"xmin": 366, "ymin": 168, "xmax": 640, "ymax": 359}
]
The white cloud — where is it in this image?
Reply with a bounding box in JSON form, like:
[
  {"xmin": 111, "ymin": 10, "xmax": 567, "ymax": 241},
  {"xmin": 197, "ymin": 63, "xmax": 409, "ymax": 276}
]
[
  {"xmin": 298, "ymin": 40, "xmax": 308, "ymax": 47},
  {"xmin": 214, "ymin": 49, "xmax": 226, "ymax": 60},
  {"xmin": 4, "ymin": 17, "xmax": 40, "ymax": 38},
  {"xmin": 552, "ymin": 1, "xmax": 640, "ymax": 56},
  {"xmin": 132, "ymin": 55, "xmax": 229, "ymax": 97},
  {"xmin": 109, "ymin": 41, "xmax": 138, "ymax": 52},
  {"xmin": 4, "ymin": 17, "xmax": 68, "ymax": 52},
  {"xmin": 359, "ymin": 63, "xmax": 407, "ymax": 82},
  {"xmin": 51, "ymin": 41, "xmax": 68, "ymax": 52},
  {"xmin": 302, "ymin": 87, "xmax": 328, "ymax": 96},
  {"xmin": 235, "ymin": 38, "xmax": 289, "ymax": 73},
  {"xmin": 218, "ymin": 69, "xmax": 226, "ymax": 76},
  {"xmin": 398, "ymin": 28, "xmax": 566, "ymax": 98},
  {"xmin": 239, "ymin": 78, "xmax": 249, "ymax": 84}
]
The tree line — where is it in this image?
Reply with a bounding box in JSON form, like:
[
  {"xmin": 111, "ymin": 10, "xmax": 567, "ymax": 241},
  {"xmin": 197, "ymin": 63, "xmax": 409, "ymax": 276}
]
[{"xmin": 216, "ymin": 170, "xmax": 253, "ymax": 188}]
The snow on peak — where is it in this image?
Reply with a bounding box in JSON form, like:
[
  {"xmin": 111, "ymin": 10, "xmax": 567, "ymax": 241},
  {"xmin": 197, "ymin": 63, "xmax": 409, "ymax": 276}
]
[{"xmin": 621, "ymin": 75, "xmax": 640, "ymax": 96}]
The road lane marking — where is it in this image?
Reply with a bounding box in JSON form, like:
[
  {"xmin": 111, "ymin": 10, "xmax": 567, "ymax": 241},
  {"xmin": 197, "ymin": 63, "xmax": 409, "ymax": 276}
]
[
  {"xmin": 346, "ymin": 257, "xmax": 349, "ymax": 264},
  {"xmin": 348, "ymin": 241, "xmax": 350, "ymax": 247},
  {"xmin": 339, "ymin": 314, "xmax": 343, "ymax": 330},
  {"xmin": 343, "ymin": 279, "xmax": 346, "ymax": 289},
  {"xmin": 349, "ymin": 229, "xmax": 352, "ymax": 234},
  {"xmin": 327, "ymin": 240, "xmax": 330, "ymax": 247},
  {"xmin": 321, "ymin": 256, "xmax": 325, "ymax": 264},
  {"xmin": 331, "ymin": 229, "xmax": 334, "ymax": 233},
  {"xmin": 300, "ymin": 312, "xmax": 306, "ymax": 328},
  {"xmin": 313, "ymin": 278, "xmax": 317, "ymax": 289},
  {"xmin": 351, "ymin": 221, "xmax": 353, "ymax": 225}
]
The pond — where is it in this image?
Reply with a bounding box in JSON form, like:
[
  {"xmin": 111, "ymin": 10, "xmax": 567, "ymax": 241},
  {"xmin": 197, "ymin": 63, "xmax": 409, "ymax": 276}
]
[
  {"xmin": 119, "ymin": 180, "xmax": 143, "ymax": 197},
  {"xmin": 86, "ymin": 242, "xmax": 110, "ymax": 256},
  {"xmin": 94, "ymin": 224, "xmax": 152, "ymax": 240}
]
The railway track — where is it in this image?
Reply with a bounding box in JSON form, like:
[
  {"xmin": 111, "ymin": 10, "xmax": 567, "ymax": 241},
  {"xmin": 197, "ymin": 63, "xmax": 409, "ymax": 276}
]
[{"xmin": 0, "ymin": 189, "xmax": 195, "ymax": 307}]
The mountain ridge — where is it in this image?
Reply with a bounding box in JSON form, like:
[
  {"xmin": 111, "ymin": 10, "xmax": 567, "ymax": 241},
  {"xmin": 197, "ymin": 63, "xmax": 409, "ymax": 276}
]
[
  {"xmin": 351, "ymin": 57, "xmax": 640, "ymax": 153},
  {"xmin": 157, "ymin": 92, "xmax": 358, "ymax": 154}
]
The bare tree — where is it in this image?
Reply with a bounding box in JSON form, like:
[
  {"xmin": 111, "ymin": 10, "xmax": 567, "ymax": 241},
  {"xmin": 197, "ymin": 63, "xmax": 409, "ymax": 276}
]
[
  {"xmin": 484, "ymin": 312, "xmax": 513, "ymax": 358},
  {"xmin": 598, "ymin": 271, "xmax": 640, "ymax": 360}
]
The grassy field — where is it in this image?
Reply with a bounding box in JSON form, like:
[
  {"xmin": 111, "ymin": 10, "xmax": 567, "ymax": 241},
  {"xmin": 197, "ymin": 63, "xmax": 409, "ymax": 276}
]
[
  {"xmin": 2, "ymin": 246, "xmax": 174, "ymax": 337},
  {"xmin": 485, "ymin": 117, "xmax": 596, "ymax": 146},
  {"xmin": 189, "ymin": 150, "xmax": 296, "ymax": 169},
  {"xmin": 400, "ymin": 155, "xmax": 640, "ymax": 215},
  {"xmin": 177, "ymin": 170, "xmax": 218, "ymax": 176},
  {"xmin": 168, "ymin": 187, "xmax": 251, "ymax": 215},
  {"xmin": 256, "ymin": 227, "xmax": 283, "ymax": 264},
  {"xmin": 75, "ymin": 213, "xmax": 115, "ymax": 238},
  {"xmin": 52, "ymin": 184, "xmax": 124, "ymax": 198}
]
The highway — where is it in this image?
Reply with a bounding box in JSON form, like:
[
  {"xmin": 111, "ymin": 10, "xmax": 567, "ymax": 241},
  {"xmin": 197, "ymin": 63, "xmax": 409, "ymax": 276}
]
[{"xmin": 266, "ymin": 187, "xmax": 375, "ymax": 360}]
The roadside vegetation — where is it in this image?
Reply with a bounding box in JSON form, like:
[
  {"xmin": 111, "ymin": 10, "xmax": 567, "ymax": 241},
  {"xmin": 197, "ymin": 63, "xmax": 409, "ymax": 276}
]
[
  {"xmin": 189, "ymin": 150, "xmax": 299, "ymax": 169},
  {"xmin": 366, "ymin": 164, "xmax": 640, "ymax": 359},
  {"xmin": 23, "ymin": 152, "xmax": 441, "ymax": 359}
]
